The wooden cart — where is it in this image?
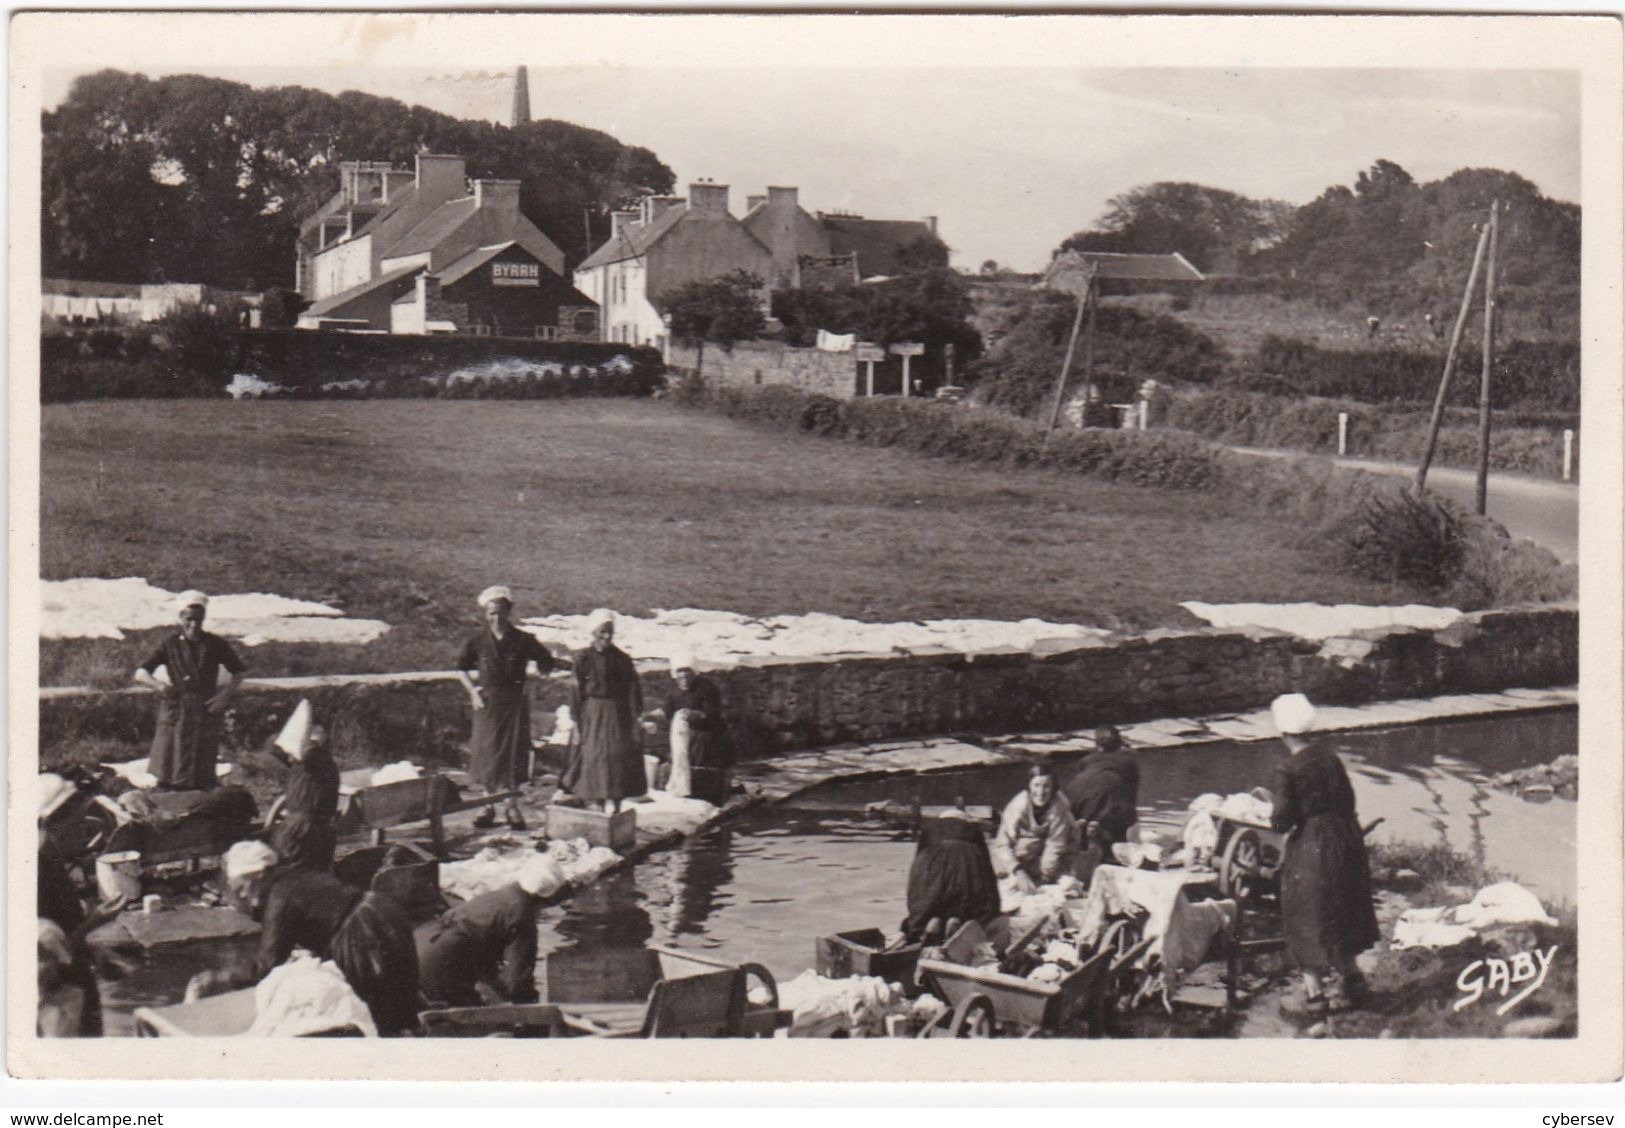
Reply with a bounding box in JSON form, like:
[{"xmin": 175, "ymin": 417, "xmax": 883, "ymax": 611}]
[
  {"xmin": 1213, "ymin": 813, "xmax": 1285, "ymax": 907},
  {"xmin": 915, "ymin": 919, "xmax": 1151, "ymax": 1038},
  {"xmin": 544, "ymin": 945, "xmax": 791, "ymax": 1039},
  {"xmin": 325, "ymin": 769, "xmax": 520, "ymax": 855}
]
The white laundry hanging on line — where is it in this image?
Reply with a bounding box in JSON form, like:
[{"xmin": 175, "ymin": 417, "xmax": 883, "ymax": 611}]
[{"xmin": 815, "ymin": 330, "xmax": 855, "ymax": 353}]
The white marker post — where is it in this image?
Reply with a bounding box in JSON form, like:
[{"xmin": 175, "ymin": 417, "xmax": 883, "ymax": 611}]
[
  {"xmin": 1563, "ymin": 429, "xmax": 1574, "ymax": 481},
  {"xmin": 1138, "ymin": 400, "xmax": 1149, "ymax": 431},
  {"xmin": 856, "ymin": 343, "xmax": 885, "ymax": 396},
  {"xmin": 1338, "ymin": 412, "xmax": 1349, "ymax": 456},
  {"xmin": 889, "ymin": 341, "xmax": 924, "ymax": 399}
]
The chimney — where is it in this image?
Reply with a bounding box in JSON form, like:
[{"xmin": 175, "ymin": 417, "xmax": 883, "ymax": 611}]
[
  {"xmin": 415, "ymin": 154, "xmax": 468, "ymax": 208},
  {"xmin": 640, "ymin": 195, "xmax": 686, "ymax": 226},
  {"xmin": 611, "ymin": 210, "xmax": 639, "ymax": 238},
  {"xmin": 473, "ymin": 178, "xmax": 522, "ymax": 221},
  {"xmin": 924, "ymin": 216, "xmax": 938, "ymax": 235},
  {"xmin": 767, "ymin": 186, "xmax": 799, "ymax": 209},
  {"xmin": 688, "ymin": 182, "xmax": 731, "ymax": 217},
  {"xmin": 747, "ymin": 195, "xmax": 767, "ymax": 213}
]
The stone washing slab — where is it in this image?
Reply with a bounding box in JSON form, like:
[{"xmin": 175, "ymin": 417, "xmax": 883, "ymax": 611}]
[{"xmin": 87, "ymin": 905, "xmax": 260, "ymax": 951}]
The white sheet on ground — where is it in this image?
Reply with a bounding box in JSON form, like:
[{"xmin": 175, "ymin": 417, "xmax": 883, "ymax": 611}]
[
  {"xmin": 369, "ymin": 761, "xmax": 422, "ymax": 787},
  {"xmin": 1391, "ymin": 882, "xmax": 1558, "ymax": 950},
  {"xmin": 1179, "ymin": 601, "xmax": 1462, "ymax": 641},
  {"xmin": 43, "ymin": 577, "xmax": 390, "ymax": 647},
  {"xmin": 519, "ymin": 607, "xmax": 1105, "ymax": 663},
  {"xmin": 439, "ymin": 838, "xmax": 621, "ymax": 902}
]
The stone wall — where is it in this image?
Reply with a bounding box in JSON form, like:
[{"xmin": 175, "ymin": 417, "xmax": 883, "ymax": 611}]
[
  {"xmin": 667, "ymin": 339, "xmax": 857, "ymax": 399},
  {"xmin": 37, "ymin": 605, "xmax": 1577, "ymax": 774}
]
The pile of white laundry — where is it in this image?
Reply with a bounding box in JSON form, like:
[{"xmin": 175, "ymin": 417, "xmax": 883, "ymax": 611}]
[
  {"xmin": 774, "ymin": 970, "xmax": 941, "ymax": 1037},
  {"xmin": 248, "ymin": 950, "xmax": 376, "ymax": 1037},
  {"xmin": 1390, "ymin": 882, "xmax": 1559, "ymax": 950},
  {"xmin": 439, "ymin": 838, "xmax": 621, "ymax": 902}
]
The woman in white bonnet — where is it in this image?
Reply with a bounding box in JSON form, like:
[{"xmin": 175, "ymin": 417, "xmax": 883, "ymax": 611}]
[
  {"xmin": 1268, "ymin": 692, "xmax": 1379, "ymax": 1019},
  {"xmin": 561, "ymin": 609, "xmax": 645, "ymax": 813}
]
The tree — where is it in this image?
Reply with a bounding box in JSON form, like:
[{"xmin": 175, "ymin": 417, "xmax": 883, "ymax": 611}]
[
  {"xmin": 1059, "ymin": 182, "xmax": 1272, "ymax": 273},
  {"xmin": 770, "ymin": 267, "xmax": 982, "ymax": 362},
  {"xmin": 42, "ymin": 69, "xmax": 677, "ymax": 289},
  {"xmin": 663, "ymin": 271, "xmax": 767, "ymax": 345}
]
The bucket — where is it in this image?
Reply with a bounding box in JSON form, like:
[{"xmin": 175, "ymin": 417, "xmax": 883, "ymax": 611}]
[{"xmin": 95, "ymin": 850, "xmax": 143, "ymax": 902}]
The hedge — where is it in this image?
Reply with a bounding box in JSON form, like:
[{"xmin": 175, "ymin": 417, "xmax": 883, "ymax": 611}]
[{"xmin": 40, "ymin": 325, "xmax": 666, "ymax": 403}]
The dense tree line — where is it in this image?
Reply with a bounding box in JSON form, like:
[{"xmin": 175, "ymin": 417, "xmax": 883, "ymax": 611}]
[
  {"xmin": 42, "ymin": 69, "xmax": 675, "ymax": 290},
  {"xmin": 1059, "ymin": 160, "xmax": 1580, "ymax": 321}
]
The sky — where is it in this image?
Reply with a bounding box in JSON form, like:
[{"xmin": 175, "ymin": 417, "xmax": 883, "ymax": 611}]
[{"xmin": 42, "ymin": 59, "xmax": 1580, "ymax": 273}]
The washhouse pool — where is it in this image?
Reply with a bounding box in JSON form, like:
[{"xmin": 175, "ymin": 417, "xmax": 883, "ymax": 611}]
[
  {"xmin": 97, "ymin": 708, "xmax": 1576, "ymax": 1034},
  {"xmin": 536, "ymin": 709, "xmax": 1578, "ymax": 987}
]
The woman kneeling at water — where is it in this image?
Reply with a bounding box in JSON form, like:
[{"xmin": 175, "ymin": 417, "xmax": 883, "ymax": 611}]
[
  {"xmin": 1268, "ymin": 693, "xmax": 1380, "ymax": 1018},
  {"xmin": 193, "ymin": 841, "xmax": 422, "ymax": 1036},
  {"xmin": 900, "ymin": 804, "xmax": 1001, "ymax": 946},
  {"xmin": 991, "ymin": 764, "xmax": 1082, "ymax": 889}
]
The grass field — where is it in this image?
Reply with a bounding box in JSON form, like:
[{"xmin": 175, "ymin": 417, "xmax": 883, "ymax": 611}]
[{"xmin": 39, "ymin": 399, "xmax": 1418, "ymax": 686}]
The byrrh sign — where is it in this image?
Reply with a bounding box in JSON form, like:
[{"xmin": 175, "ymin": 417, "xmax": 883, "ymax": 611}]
[{"xmin": 492, "ymin": 261, "xmax": 540, "ymax": 287}]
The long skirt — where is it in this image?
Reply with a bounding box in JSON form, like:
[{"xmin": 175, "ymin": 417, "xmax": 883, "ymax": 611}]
[
  {"xmin": 563, "ymin": 696, "xmax": 646, "ymax": 803},
  {"xmin": 1279, "ymin": 813, "xmax": 1381, "ymax": 969},
  {"xmin": 149, "ymin": 694, "xmax": 221, "ymax": 791},
  {"xmin": 330, "ymin": 892, "xmax": 421, "ymax": 1036},
  {"xmin": 270, "ymin": 811, "xmax": 337, "ymax": 873},
  {"xmin": 469, "ymin": 691, "xmax": 531, "ymax": 792},
  {"xmin": 905, "ymin": 841, "xmax": 1001, "ymax": 941}
]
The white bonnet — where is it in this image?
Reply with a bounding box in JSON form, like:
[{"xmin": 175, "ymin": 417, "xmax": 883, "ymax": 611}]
[
  {"xmin": 478, "ymin": 586, "xmax": 513, "ymax": 608},
  {"xmin": 586, "ymin": 608, "xmax": 615, "ymax": 632},
  {"xmin": 174, "ymin": 590, "xmax": 209, "ymax": 611},
  {"xmin": 668, "ymin": 649, "xmax": 697, "ymax": 674},
  {"xmin": 223, "ymin": 840, "xmax": 279, "ymax": 880},
  {"xmin": 1270, "ymin": 693, "xmax": 1318, "ymax": 736}
]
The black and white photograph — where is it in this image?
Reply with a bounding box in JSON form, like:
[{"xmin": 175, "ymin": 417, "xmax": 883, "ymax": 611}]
[{"xmin": 8, "ymin": 10, "xmax": 1622, "ymax": 1084}]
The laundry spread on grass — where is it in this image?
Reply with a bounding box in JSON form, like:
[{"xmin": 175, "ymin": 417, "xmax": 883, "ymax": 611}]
[
  {"xmin": 520, "ymin": 608, "xmax": 1108, "ymax": 664},
  {"xmin": 1390, "ymin": 882, "xmax": 1559, "ymax": 950},
  {"xmin": 1179, "ymin": 602, "xmax": 1463, "ymax": 641},
  {"xmin": 42, "ymin": 578, "xmax": 390, "ymax": 647}
]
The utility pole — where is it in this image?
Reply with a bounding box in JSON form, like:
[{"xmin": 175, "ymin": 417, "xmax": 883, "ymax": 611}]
[
  {"xmin": 1044, "ymin": 267, "xmax": 1098, "ymax": 435},
  {"xmin": 1414, "ymin": 216, "xmax": 1491, "ymax": 494},
  {"xmin": 1475, "ymin": 200, "xmax": 1501, "ymax": 516}
]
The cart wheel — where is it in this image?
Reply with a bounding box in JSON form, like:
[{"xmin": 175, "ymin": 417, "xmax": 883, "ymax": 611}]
[
  {"xmin": 1219, "ymin": 828, "xmax": 1264, "ymax": 905},
  {"xmin": 947, "ymin": 994, "xmax": 997, "ymax": 1039}
]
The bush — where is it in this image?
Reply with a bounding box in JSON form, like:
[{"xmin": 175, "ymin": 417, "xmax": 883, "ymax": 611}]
[
  {"xmin": 1340, "ymin": 487, "xmax": 1466, "ymax": 590},
  {"xmin": 1255, "ymin": 334, "xmax": 1579, "ymax": 412}
]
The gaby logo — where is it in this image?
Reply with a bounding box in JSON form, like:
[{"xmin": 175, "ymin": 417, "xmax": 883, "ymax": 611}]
[{"xmin": 1454, "ymin": 945, "xmax": 1559, "ymax": 1015}]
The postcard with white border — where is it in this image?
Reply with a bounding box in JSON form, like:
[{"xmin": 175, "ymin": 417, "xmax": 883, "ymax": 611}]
[{"xmin": 9, "ymin": 10, "xmax": 1622, "ymax": 1084}]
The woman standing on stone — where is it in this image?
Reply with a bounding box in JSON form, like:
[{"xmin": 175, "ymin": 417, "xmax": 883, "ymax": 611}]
[
  {"xmin": 1268, "ymin": 692, "xmax": 1379, "ymax": 1018},
  {"xmin": 457, "ymin": 586, "xmax": 557, "ymax": 830},
  {"xmin": 563, "ymin": 609, "xmax": 645, "ymax": 814}
]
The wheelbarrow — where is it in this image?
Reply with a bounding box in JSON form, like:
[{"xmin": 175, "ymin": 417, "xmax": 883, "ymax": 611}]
[
  {"xmin": 915, "ymin": 917, "xmax": 1152, "ymax": 1038},
  {"xmin": 542, "ymin": 945, "xmax": 790, "ymax": 1038}
]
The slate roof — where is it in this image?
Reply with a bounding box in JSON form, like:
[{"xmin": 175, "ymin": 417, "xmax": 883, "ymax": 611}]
[
  {"xmin": 301, "ymin": 261, "xmax": 424, "ymax": 318},
  {"xmin": 820, "ymin": 218, "xmax": 936, "ymax": 278},
  {"xmin": 1045, "ymin": 250, "xmax": 1205, "ymax": 294},
  {"xmin": 576, "ymin": 205, "xmax": 687, "ymax": 272},
  {"xmin": 437, "ymin": 242, "xmax": 518, "ymax": 288},
  {"xmin": 384, "ymin": 197, "xmax": 479, "ymax": 261}
]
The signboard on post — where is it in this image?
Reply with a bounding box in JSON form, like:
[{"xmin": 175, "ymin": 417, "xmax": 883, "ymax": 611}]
[
  {"xmin": 888, "ymin": 342, "xmax": 924, "ymax": 357},
  {"xmin": 855, "ymin": 343, "xmax": 884, "ymax": 397}
]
